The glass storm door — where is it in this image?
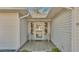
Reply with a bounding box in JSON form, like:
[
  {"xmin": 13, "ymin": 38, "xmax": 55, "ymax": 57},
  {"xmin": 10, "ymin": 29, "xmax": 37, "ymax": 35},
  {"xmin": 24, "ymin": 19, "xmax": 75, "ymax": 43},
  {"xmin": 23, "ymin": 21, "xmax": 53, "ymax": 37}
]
[{"xmin": 34, "ymin": 22, "xmax": 45, "ymax": 40}]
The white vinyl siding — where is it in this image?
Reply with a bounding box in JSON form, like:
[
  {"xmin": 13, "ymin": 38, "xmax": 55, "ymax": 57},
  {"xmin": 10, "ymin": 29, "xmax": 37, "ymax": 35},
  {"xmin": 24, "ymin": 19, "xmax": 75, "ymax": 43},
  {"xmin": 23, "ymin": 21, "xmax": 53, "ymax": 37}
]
[
  {"xmin": 20, "ymin": 18, "xmax": 28, "ymax": 47},
  {"xmin": 73, "ymin": 8, "xmax": 79, "ymax": 51},
  {"xmin": 51, "ymin": 9, "xmax": 72, "ymax": 52}
]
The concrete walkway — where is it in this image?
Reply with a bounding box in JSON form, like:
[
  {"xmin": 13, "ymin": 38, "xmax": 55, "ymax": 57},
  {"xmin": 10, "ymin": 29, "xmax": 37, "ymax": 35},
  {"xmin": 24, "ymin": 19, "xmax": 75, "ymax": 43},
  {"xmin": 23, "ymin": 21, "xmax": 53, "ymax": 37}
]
[{"xmin": 19, "ymin": 40, "xmax": 56, "ymax": 52}]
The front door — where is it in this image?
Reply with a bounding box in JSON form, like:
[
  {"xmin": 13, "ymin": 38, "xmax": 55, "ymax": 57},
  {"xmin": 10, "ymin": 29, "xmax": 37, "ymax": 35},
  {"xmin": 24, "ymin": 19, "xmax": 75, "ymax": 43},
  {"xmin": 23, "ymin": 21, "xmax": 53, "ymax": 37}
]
[{"xmin": 28, "ymin": 22, "xmax": 50, "ymax": 40}]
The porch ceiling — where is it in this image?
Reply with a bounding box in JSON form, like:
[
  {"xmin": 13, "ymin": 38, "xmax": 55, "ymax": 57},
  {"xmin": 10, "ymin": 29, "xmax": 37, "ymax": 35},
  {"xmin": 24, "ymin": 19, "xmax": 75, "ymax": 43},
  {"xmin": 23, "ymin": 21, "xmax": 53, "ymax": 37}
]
[
  {"xmin": 26, "ymin": 7, "xmax": 63, "ymax": 19},
  {"xmin": 47, "ymin": 7, "xmax": 63, "ymax": 18}
]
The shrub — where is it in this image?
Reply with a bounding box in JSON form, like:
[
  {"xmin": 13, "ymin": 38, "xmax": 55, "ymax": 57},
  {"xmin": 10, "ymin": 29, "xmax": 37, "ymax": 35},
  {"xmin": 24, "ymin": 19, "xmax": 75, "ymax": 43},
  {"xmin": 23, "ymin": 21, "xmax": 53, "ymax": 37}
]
[
  {"xmin": 51, "ymin": 48, "xmax": 60, "ymax": 52},
  {"xmin": 21, "ymin": 49, "xmax": 29, "ymax": 52}
]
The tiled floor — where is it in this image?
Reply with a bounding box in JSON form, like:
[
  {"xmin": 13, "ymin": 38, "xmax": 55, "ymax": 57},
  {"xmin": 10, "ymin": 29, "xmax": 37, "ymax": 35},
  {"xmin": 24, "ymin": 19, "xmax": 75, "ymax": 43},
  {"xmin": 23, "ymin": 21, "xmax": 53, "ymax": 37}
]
[{"xmin": 19, "ymin": 40, "xmax": 56, "ymax": 52}]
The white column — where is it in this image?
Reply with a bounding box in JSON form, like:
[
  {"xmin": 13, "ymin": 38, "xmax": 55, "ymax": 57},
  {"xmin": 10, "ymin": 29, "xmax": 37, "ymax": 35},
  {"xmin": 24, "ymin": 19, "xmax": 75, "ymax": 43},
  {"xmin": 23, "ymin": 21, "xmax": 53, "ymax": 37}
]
[
  {"xmin": 28, "ymin": 22, "xmax": 32, "ymax": 42},
  {"xmin": 48, "ymin": 22, "xmax": 50, "ymax": 42}
]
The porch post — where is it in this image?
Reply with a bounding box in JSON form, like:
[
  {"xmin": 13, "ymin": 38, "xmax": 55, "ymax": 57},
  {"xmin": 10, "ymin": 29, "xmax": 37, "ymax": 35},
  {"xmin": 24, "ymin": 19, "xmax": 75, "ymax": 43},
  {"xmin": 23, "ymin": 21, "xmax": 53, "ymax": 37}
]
[
  {"xmin": 48, "ymin": 22, "xmax": 50, "ymax": 42},
  {"xmin": 28, "ymin": 22, "xmax": 32, "ymax": 42}
]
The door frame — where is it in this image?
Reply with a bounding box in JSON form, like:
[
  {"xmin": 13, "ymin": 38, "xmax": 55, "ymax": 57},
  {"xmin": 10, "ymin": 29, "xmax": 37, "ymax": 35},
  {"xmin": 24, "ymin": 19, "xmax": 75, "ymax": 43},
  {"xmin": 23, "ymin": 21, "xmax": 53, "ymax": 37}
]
[{"xmin": 27, "ymin": 21, "xmax": 51, "ymax": 41}]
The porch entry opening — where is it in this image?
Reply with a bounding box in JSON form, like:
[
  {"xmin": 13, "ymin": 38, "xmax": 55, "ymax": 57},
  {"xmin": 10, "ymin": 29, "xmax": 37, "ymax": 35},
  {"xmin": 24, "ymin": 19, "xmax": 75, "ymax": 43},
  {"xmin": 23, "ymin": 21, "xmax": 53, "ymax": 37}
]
[{"xmin": 28, "ymin": 21, "xmax": 50, "ymax": 41}]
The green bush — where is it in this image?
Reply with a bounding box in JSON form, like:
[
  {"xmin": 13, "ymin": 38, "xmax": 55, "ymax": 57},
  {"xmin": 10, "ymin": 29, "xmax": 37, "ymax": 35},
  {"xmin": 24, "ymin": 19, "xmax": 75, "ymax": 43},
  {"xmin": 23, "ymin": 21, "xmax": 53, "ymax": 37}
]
[
  {"xmin": 51, "ymin": 48, "xmax": 60, "ymax": 52},
  {"xmin": 21, "ymin": 49, "xmax": 29, "ymax": 52}
]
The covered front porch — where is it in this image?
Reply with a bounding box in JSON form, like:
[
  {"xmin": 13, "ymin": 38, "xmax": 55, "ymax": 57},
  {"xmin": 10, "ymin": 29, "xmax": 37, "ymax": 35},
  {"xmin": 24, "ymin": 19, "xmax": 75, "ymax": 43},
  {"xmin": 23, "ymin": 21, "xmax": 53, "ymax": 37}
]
[
  {"xmin": 19, "ymin": 8, "xmax": 55, "ymax": 52},
  {"xmin": 19, "ymin": 7, "xmax": 72, "ymax": 52},
  {"xmin": 19, "ymin": 20, "xmax": 57, "ymax": 52}
]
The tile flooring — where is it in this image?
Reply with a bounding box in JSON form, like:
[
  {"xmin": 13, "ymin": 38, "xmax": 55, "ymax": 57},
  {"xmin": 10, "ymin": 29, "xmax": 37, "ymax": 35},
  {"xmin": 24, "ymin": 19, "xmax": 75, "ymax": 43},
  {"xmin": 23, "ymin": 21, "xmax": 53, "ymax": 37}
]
[{"xmin": 19, "ymin": 40, "xmax": 56, "ymax": 52}]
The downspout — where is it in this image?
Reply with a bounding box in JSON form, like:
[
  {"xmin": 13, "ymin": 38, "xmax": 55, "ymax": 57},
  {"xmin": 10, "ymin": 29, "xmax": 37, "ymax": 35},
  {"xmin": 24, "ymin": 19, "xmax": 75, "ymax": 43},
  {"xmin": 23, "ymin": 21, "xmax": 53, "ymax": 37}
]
[{"xmin": 20, "ymin": 13, "xmax": 29, "ymax": 19}]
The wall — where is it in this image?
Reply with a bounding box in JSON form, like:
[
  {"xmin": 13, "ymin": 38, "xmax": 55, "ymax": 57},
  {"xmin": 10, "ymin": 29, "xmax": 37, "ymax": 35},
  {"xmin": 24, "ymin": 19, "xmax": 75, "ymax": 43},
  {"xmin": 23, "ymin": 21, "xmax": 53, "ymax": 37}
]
[
  {"xmin": 20, "ymin": 18, "xmax": 28, "ymax": 47},
  {"xmin": 51, "ymin": 9, "xmax": 72, "ymax": 52},
  {"xmin": 72, "ymin": 8, "xmax": 79, "ymax": 51},
  {"xmin": 0, "ymin": 13, "xmax": 19, "ymax": 50}
]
